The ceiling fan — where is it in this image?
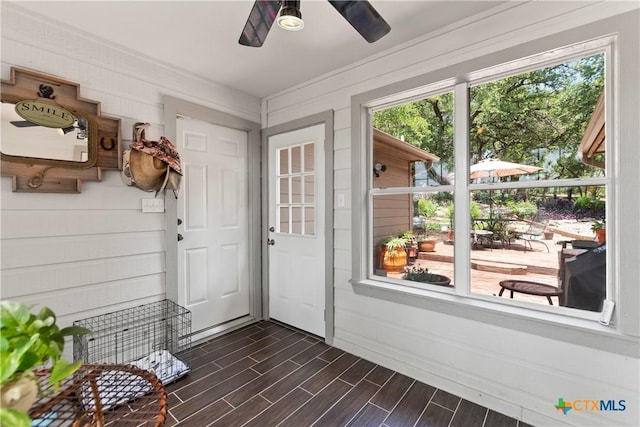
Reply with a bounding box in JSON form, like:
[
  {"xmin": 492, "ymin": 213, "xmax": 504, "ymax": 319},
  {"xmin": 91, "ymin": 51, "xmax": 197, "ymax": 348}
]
[
  {"xmin": 10, "ymin": 118, "xmax": 87, "ymax": 137},
  {"xmin": 239, "ymin": 0, "xmax": 391, "ymax": 47},
  {"xmin": 10, "ymin": 120, "xmax": 39, "ymax": 128}
]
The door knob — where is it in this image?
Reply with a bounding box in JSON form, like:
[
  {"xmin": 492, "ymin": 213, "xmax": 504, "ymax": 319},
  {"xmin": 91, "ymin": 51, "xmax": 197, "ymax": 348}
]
[
  {"xmin": 267, "ymin": 238, "xmax": 275, "ymax": 246},
  {"xmin": 177, "ymin": 218, "xmax": 183, "ymax": 225},
  {"xmin": 177, "ymin": 233, "xmax": 184, "ymax": 241},
  {"xmin": 269, "ymin": 227, "xmax": 275, "ymax": 232}
]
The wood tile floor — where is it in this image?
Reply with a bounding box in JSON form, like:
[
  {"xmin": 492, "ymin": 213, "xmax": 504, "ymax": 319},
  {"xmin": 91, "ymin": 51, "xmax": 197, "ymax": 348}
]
[{"xmin": 165, "ymin": 321, "xmax": 534, "ymax": 427}]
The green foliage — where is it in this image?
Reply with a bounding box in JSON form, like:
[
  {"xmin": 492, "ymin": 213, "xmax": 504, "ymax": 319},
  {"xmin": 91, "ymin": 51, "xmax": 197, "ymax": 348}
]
[
  {"xmin": 374, "ymin": 92, "xmax": 454, "ymax": 184},
  {"xmin": 0, "ymin": 301, "xmax": 91, "ymax": 424},
  {"xmin": 591, "ymin": 218, "xmax": 605, "ymax": 230},
  {"xmin": 573, "ymin": 195, "xmax": 591, "ymax": 211},
  {"xmin": 432, "ymin": 192, "xmax": 453, "ymax": 203},
  {"xmin": 470, "ymin": 201, "xmax": 482, "ymax": 219},
  {"xmin": 402, "ymin": 265, "xmax": 451, "ymax": 286},
  {"xmin": 0, "ymin": 408, "xmax": 31, "ymax": 427},
  {"xmin": 402, "ymin": 265, "xmax": 433, "ymax": 282},
  {"xmin": 507, "ymin": 200, "xmax": 538, "ymax": 218},
  {"xmin": 375, "ymin": 53, "xmax": 605, "ymax": 183},
  {"xmin": 470, "ymin": 54, "xmax": 604, "ymax": 178},
  {"xmin": 446, "ymin": 201, "xmax": 482, "ymax": 218},
  {"xmin": 417, "ymin": 199, "xmax": 438, "ymax": 218},
  {"xmin": 473, "ymin": 191, "xmax": 492, "ymax": 205},
  {"xmin": 381, "ymin": 235, "xmax": 408, "ymax": 256},
  {"xmin": 446, "ymin": 203, "xmax": 455, "ymax": 223},
  {"xmin": 424, "ymin": 222, "xmax": 441, "ymax": 232},
  {"xmin": 400, "ymin": 231, "xmax": 416, "ymax": 243},
  {"xmin": 574, "ymin": 195, "xmax": 604, "ymax": 213}
]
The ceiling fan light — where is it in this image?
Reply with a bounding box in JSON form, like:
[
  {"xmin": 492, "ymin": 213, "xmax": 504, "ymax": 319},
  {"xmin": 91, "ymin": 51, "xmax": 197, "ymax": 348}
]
[{"xmin": 277, "ymin": 6, "xmax": 304, "ymax": 31}]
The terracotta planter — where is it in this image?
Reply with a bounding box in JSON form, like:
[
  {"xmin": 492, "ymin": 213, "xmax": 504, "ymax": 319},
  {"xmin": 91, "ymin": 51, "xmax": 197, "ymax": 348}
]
[
  {"xmin": 406, "ymin": 245, "xmax": 417, "ymax": 259},
  {"xmin": 595, "ymin": 229, "xmax": 606, "ymax": 244},
  {"xmin": 380, "ymin": 246, "xmax": 407, "ymax": 273},
  {"xmin": 1, "ymin": 377, "xmax": 38, "ymax": 413},
  {"xmin": 418, "ymin": 239, "xmax": 437, "ymax": 252}
]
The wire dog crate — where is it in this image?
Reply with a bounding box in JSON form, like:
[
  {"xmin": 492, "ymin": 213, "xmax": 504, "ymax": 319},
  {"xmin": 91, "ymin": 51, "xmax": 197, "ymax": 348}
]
[{"xmin": 73, "ymin": 300, "xmax": 192, "ymax": 385}]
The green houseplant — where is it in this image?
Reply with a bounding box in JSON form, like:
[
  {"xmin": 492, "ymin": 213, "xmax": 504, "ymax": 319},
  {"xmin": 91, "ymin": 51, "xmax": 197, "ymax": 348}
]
[{"xmin": 0, "ymin": 301, "xmax": 91, "ymax": 427}]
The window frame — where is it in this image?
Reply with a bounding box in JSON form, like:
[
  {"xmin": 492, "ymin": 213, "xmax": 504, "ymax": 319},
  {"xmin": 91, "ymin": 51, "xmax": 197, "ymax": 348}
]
[{"xmin": 350, "ymin": 32, "xmax": 636, "ymax": 357}]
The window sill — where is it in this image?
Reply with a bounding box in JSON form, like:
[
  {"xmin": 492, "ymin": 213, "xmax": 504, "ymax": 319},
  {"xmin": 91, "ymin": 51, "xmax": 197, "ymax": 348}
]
[{"xmin": 350, "ymin": 278, "xmax": 639, "ymax": 358}]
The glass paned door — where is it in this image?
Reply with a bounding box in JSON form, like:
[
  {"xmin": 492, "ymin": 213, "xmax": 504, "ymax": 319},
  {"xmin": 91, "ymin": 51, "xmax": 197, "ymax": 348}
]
[{"xmin": 276, "ymin": 142, "xmax": 316, "ymax": 236}]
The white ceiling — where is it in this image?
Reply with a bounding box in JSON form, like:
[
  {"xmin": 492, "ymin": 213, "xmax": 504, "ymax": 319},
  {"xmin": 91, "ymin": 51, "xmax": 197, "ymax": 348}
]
[{"xmin": 8, "ymin": 1, "xmax": 507, "ymax": 99}]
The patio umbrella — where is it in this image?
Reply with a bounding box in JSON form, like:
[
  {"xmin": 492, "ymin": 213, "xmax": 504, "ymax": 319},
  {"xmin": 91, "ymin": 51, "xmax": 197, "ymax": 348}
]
[
  {"xmin": 470, "ymin": 158, "xmax": 542, "ymax": 180},
  {"xmin": 470, "ymin": 158, "xmax": 542, "ymax": 217}
]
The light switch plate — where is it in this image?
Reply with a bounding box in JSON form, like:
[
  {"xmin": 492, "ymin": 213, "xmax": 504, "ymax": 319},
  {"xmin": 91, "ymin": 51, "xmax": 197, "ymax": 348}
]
[{"xmin": 142, "ymin": 198, "xmax": 164, "ymax": 213}]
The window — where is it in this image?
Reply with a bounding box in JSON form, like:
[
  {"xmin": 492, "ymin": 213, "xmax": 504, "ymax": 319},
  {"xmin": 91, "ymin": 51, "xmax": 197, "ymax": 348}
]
[
  {"xmin": 467, "ymin": 53, "xmax": 607, "ymax": 312},
  {"xmin": 371, "ymin": 92, "xmax": 455, "ymax": 288},
  {"xmin": 363, "ymin": 41, "xmax": 611, "ymax": 318},
  {"xmin": 277, "ymin": 143, "xmax": 316, "ymax": 235}
]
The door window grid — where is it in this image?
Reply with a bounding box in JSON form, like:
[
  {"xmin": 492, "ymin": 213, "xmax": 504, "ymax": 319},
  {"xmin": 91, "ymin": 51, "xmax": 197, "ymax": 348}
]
[{"xmin": 277, "ymin": 142, "xmax": 316, "ymax": 235}]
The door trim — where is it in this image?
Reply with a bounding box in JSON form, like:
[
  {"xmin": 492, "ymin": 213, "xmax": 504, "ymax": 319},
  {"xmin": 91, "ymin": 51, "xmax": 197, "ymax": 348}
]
[
  {"xmin": 163, "ymin": 95, "xmax": 262, "ymax": 335},
  {"xmin": 261, "ymin": 110, "xmax": 334, "ymax": 344}
]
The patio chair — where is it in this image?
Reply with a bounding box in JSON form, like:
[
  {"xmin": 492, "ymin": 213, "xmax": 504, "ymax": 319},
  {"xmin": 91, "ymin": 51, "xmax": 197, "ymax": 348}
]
[{"xmin": 510, "ymin": 211, "xmax": 550, "ymax": 252}]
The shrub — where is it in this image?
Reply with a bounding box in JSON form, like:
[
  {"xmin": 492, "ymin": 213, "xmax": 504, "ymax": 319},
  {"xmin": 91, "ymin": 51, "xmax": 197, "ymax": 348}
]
[
  {"xmin": 432, "ymin": 192, "xmax": 453, "ymax": 203},
  {"xmin": 507, "ymin": 200, "xmax": 538, "ymax": 218},
  {"xmin": 574, "ymin": 195, "xmax": 605, "ymax": 213},
  {"xmin": 424, "ymin": 221, "xmax": 441, "ymax": 232},
  {"xmin": 446, "ymin": 201, "xmax": 483, "ymax": 225},
  {"xmin": 417, "ymin": 199, "xmax": 438, "ymax": 218},
  {"xmin": 474, "ymin": 191, "xmax": 493, "ymax": 205}
]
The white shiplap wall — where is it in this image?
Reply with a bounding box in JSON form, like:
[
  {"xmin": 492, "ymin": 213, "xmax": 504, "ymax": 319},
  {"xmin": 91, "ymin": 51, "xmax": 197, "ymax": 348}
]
[
  {"xmin": 0, "ymin": 4, "xmax": 260, "ymax": 335},
  {"xmin": 264, "ymin": 2, "xmax": 639, "ymax": 427}
]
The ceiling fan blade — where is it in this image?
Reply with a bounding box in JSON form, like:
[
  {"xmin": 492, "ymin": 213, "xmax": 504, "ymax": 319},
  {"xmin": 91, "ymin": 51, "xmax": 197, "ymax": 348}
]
[
  {"xmin": 10, "ymin": 120, "xmax": 39, "ymax": 128},
  {"xmin": 328, "ymin": 1, "xmax": 391, "ymax": 43},
  {"xmin": 239, "ymin": 0, "xmax": 281, "ymax": 47}
]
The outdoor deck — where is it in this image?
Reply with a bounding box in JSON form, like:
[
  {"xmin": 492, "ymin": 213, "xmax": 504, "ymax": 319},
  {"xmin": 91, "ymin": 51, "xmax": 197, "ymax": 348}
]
[{"xmin": 405, "ymin": 234, "xmax": 575, "ymax": 306}]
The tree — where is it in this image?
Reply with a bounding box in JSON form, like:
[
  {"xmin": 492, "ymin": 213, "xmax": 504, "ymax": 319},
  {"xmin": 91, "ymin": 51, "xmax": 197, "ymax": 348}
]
[
  {"xmin": 373, "ymin": 52, "xmax": 605, "ymax": 184},
  {"xmin": 469, "ymin": 53, "xmax": 604, "ymax": 178},
  {"xmin": 373, "ymin": 92, "xmax": 454, "ymax": 184}
]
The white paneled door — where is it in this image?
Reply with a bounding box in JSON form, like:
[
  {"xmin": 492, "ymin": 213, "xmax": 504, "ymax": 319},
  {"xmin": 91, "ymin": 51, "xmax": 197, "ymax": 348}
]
[
  {"xmin": 268, "ymin": 124, "xmax": 325, "ymax": 337},
  {"xmin": 177, "ymin": 117, "xmax": 250, "ymax": 335}
]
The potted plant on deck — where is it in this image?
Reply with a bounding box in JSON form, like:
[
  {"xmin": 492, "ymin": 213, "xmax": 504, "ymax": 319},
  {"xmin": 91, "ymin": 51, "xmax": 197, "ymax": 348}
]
[
  {"xmin": 402, "ymin": 265, "xmax": 451, "ymax": 287},
  {"xmin": 417, "ymin": 222, "xmax": 441, "ymax": 253},
  {"xmin": 0, "ymin": 301, "xmax": 91, "ymax": 427},
  {"xmin": 416, "ymin": 199, "xmax": 440, "ymax": 251},
  {"xmin": 380, "ymin": 235, "xmax": 409, "ymax": 273},
  {"xmin": 592, "ymin": 218, "xmax": 606, "ymax": 244},
  {"xmin": 401, "ymin": 231, "xmax": 418, "ymax": 261}
]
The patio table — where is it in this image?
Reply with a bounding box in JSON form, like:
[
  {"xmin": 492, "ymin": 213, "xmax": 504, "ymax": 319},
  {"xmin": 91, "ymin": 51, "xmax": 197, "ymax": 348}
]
[
  {"xmin": 473, "ymin": 218, "xmax": 516, "ymax": 248},
  {"xmin": 498, "ymin": 279, "xmax": 563, "ymax": 305}
]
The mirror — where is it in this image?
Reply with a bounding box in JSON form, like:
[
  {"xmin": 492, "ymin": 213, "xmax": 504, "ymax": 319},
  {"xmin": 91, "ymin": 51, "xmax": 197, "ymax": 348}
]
[
  {"xmin": 1, "ymin": 68, "xmax": 121, "ymax": 193},
  {"xmin": 1, "ymin": 102, "xmax": 90, "ymax": 162}
]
